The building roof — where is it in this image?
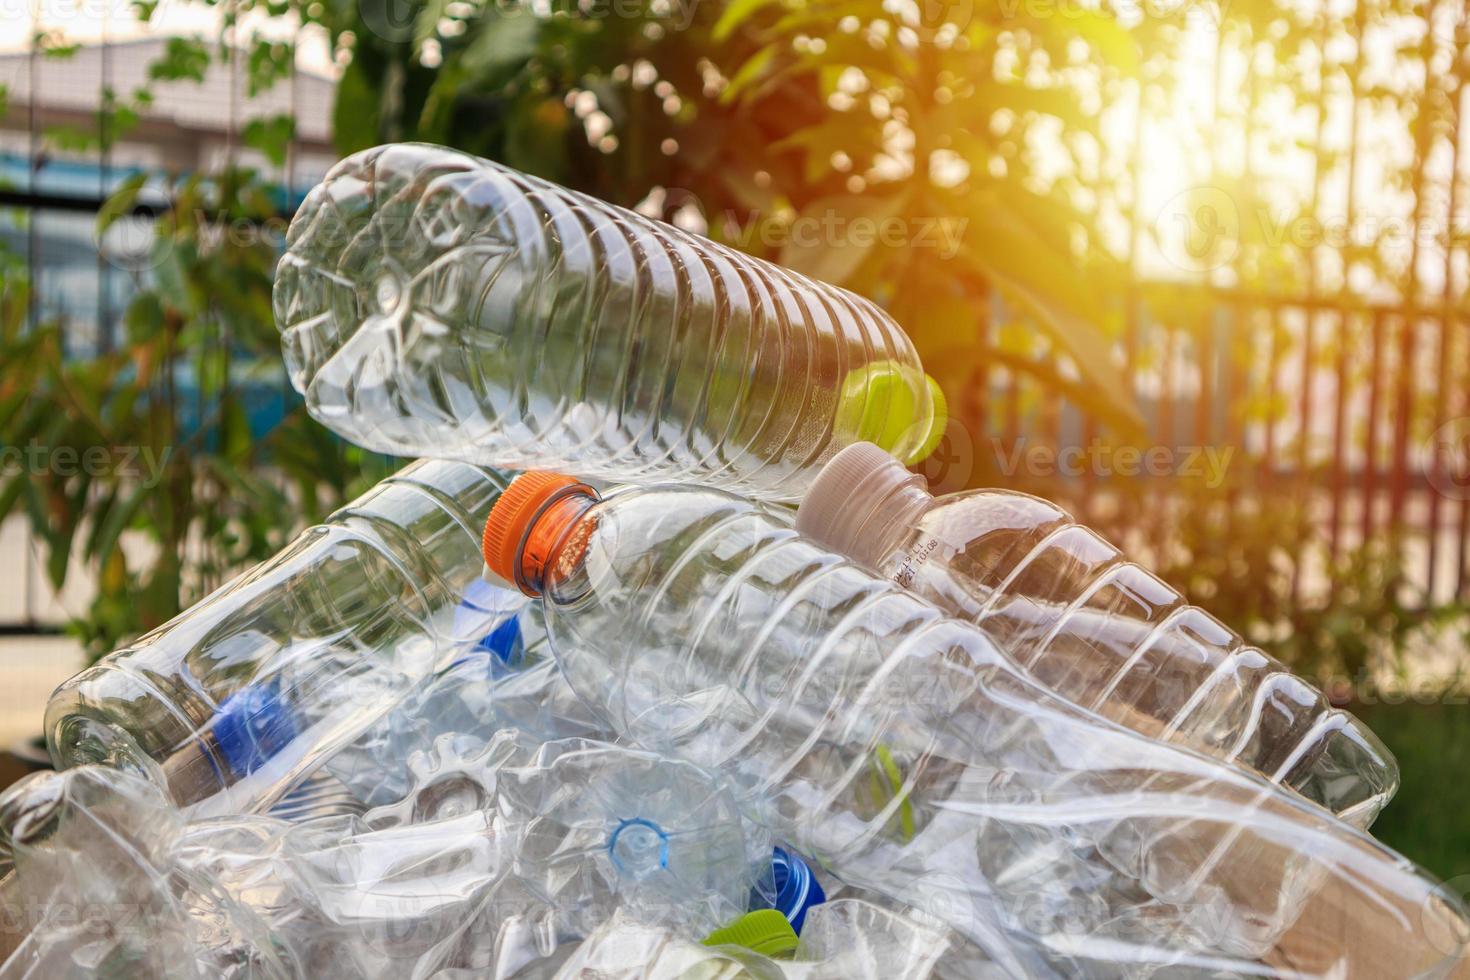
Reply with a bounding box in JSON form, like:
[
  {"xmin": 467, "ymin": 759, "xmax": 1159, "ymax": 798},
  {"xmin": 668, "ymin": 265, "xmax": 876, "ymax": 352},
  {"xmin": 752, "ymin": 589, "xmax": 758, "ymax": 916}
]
[{"xmin": 0, "ymin": 37, "xmax": 335, "ymax": 146}]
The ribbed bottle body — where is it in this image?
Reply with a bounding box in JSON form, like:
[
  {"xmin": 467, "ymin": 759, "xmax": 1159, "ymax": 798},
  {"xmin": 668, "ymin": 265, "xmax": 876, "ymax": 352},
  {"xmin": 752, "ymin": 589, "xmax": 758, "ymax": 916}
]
[
  {"xmin": 274, "ymin": 143, "xmax": 934, "ymax": 500},
  {"xmin": 44, "ymin": 459, "xmax": 514, "ymax": 816},
  {"xmin": 535, "ymin": 486, "xmax": 1467, "ymax": 977},
  {"xmin": 876, "ymin": 489, "xmax": 1396, "ymax": 828}
]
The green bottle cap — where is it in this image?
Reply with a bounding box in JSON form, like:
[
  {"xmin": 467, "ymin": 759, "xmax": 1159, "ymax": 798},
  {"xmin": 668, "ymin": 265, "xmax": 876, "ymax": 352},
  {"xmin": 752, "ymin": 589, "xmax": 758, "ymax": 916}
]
[
  {"xmin": 836, "ymin": 361, "xmax": 948, "ymax": 466},
  {"xmin": 701, "ymin": 909, "xmax": 800, "ymax": 957}
]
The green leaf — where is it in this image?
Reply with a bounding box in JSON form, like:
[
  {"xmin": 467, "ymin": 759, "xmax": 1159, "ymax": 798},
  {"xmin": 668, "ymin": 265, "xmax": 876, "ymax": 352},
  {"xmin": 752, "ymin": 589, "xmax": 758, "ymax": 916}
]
[
  {"xmin": 778, "ymin": 190, "xmax": 912, "ymax": 287},
  {"xmin": 96, "ymin": 172, "xmax": 151, "ymax": 236},
  {"xmin": 89, "ymin": 485, "xmax": 148, "ymax": 567},
  {"xmin": 713, "ymin": 0, "xmax": 782, "ymax": 42},
  {"xmin": 242, "ymin": 113, "xmax": 296, "ymax": 166},
  {"xmin": 720, "ymin": 44, "xmax": 779, "ymax": 104},
  {"xmin": 948, "ymin": 190, "xmax": 1143, "ymax": 435},
  {"xmin": 245, "ymin": 38, "xmax": 294, "ymax": 97},
  {"xmin": 332, "ymin": 57, "xmax": 383, "ymax": 156},
  {"xmin": 148, "ymin": 37, "xmax": 211, "ymax": 83},
  {"xmin": 461, "ymin": 12, "xmax": 540, "ymax": 77}
]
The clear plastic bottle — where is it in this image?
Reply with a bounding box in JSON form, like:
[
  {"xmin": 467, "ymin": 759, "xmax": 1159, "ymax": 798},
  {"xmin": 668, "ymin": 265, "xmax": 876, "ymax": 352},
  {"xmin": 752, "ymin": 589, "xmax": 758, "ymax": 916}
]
[
  {"xmin": 44, "ymin": 459, "xmax": 517, "ymax": 817},
  {"xmin": 319, "ymin": 592, "xmax": 611, "ymax": 809},
  {"xmin": 273, "ymin": 143, "xmax": 945, "ymax": 501},
  {"xmin": 551, "ymin": 900, "xmax": 958, "ymax": 980},
  {"xmin": 0, "ymin": 765, "xmax": 292, "ymax": 979},
  {"xmin": 481, "ymin": 474, "xmax": 1470, "ymax": 978},
  {"xmin": 793, "ymin": 442, "xmax": 1396, "ymax": 828},
  {"xmin": 0, "ymin": 735, "xmax": 770, "ymax": 980}
]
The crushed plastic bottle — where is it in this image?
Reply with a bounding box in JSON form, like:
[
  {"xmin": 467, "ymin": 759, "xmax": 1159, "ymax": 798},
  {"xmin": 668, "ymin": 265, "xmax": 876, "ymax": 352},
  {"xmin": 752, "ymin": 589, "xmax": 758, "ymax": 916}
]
[
  {"xmin": 44, "ymin": 460, "xmax": 518, "ymax": 816},
  {"xmin": 794, "ymin": 442, "xmax": 1396, "ymax": 827},
  {"xmin": 321, "ymin": 597, "xmax": 610, "ymax": 809},
  {"xmin": 0, "ymin": 733, "xmax": 769, "ymax": 980},
  {"xmin": 550, "ymin": 900, "xmax": 959, "ymax": 979},
  {"xmin": 0, "ymin": 766, "xmax": 290, "ymax": 979},
  {"xmin": 481, "ymin": 473, "xmax": 1470, "ymax": 977},
  {"xmin": 274, "ymin": 143, "xmax": 946, "ymax": 500}
]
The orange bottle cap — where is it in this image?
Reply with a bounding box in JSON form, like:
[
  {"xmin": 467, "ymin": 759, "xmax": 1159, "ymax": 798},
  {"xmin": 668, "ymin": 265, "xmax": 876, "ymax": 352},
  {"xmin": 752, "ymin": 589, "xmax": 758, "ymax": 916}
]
[{"xmin": 483, "ymin": 472, "xmax": 596, "ymax": 594}]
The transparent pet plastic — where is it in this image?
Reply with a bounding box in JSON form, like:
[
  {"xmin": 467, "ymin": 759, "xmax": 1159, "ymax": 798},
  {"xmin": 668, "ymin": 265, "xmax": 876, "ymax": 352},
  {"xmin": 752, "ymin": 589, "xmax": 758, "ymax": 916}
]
[
  {"xmin": 501, "ymin": 481, "xmax": 1470, "ymax": 977},
  {"xmin": 44, "ymin": 460, "xmax": 517, "ymax": 816},
  {"xmin": 321, "ymin": 600, "xmax": 610, "ymax": 809},
  {"xmin": 274, "ymin": 143, "xmax": 941, "ymax": 500},
  {"xmin": 550, "ymin": 900, "xmax": 958, "ymax": 980},
  {"xmin": 794, "ymin": 443, "xmax": 1397, "ymax": 827},
  {"xmin": 0, "ymin": 734, "xmax": 767, "ymax": 980}
]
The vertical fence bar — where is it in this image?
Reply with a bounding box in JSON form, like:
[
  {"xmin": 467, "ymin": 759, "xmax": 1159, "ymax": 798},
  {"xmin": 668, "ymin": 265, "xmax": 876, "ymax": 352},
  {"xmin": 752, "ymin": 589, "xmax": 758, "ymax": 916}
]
[
  {"xmin": 1328, "ymin": 304, "xmax": 1350, "ymax": 564},
  {"xmin": 1426, "ymin": 15, "xmax": 1466, "ymax": 601},
  {"xmin": 22, "ymin": 0, "xmax": 41, "ymax": 629},
  {"xmin": 1292, "ymin": 3, "xmax": 1330, "ymax": 603},
  {"xmin": 1388, "ymin": 0, "xmax": 1439, "ymax": 594},
  {"xmin": 97, "ymin": 15, "xmax": 113, "ymax": 355},
  {"xmin": 1329, "ymin": 0, "xmax": 1369, "ymax": 577},
  {"xmin": 1459, "ymin": 314, "xmax": 1470, "ymax": 600},
  {"xmin": 1360, "ymin": 310, "xmax": 1385, "ymax": 544}
]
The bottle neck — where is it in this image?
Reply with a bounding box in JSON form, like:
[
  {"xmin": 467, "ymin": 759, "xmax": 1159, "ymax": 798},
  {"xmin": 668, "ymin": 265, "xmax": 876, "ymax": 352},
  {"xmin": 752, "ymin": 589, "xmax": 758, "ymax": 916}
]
[
  {"xmin": 515, "ymin": 490, "xmax": 598, "ymax": 597},
  {"xmin": 858, "ymin": 484, "xmax": 940, "ymax": 567},
  {"xmin": 850, "ymin": 481, "xmax": 935, "ymax": 568},
  {"xmin": 795, "ymin": 443, "xmax": 939, "ymax": 570}
]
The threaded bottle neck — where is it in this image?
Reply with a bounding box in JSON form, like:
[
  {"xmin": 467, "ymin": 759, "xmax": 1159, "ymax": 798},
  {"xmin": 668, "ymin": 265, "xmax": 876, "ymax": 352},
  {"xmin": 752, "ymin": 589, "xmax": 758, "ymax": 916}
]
[{"xmin": 795, "ymin": 442, "xmax": 936, "ymax": 569}]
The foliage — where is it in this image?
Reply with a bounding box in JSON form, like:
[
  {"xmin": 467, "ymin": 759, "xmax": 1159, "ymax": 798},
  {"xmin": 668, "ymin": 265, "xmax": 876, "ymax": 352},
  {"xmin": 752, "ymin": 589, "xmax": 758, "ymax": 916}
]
[
  {"xmin": 8, "ymin": 0, "xmax": 1462, "ymax": 687},
  {"xmin": 1355, "ymin": 700, "xmax": 1470, "ymax": 881},
  {"xmin": 177, "ymin": 0, "xmax": 1151, "ymax": 438},
  {"xmin": 0, "ymin": 173, "xmax": 386, "ymax": 661}
]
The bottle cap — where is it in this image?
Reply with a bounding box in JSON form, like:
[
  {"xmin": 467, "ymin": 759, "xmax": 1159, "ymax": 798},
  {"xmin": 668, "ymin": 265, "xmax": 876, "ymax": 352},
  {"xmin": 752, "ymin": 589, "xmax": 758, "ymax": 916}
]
[
  {"xmin": 794, "ymin": 441, "xmax": 928, "ymax": 568},
  {"xmin": 836, "ymin": 362, "xmax": 948, "ymax": 465},
  {"xmin": 482, "ymin": 472, "xmax": 596, "ymax": 594},
  {"xmin": 702, "ymin": 909, "xmax": 800, "ymax": 957},
  {"xmin": 210, "ymin": 680, "xmax": 297, "ymax": 778},
  {"xmin": 769, "ymin": 846, "xmax": 826, "ymax": 934},
  {"xmin": 453, "ymin": 579, "xmax": 525, "ymax": 667}
]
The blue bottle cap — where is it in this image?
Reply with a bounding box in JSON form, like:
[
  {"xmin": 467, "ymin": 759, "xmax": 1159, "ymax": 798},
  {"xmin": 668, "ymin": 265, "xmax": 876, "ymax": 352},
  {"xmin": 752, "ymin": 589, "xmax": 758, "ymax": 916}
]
[
  {"xmin": 453, "ymin": 579, "xmax": 525, "ymax": 668},
  {"xmin": 766, "ymin": 846, "xmax": 826, "ymax": 934},
  {"xmin": 210, "ymin": 680, "xmax": 298, "ymax": 778}
]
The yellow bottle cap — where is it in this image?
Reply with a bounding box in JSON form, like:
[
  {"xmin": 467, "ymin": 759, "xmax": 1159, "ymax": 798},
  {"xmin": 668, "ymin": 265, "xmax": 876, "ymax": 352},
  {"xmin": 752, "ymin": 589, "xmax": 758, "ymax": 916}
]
[
  {"xmin": 836, "ymin": 361, "xmax": 947, "ymax": 466},
  {"xmin": 701, "ymin": 908, "xmax": 800, "ymax": 957}
]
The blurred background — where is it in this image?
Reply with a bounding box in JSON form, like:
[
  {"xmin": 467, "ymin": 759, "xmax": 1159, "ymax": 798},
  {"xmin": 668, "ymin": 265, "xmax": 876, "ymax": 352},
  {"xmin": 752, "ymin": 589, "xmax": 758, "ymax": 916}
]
[{"xmin": 0, "ymin": 0, "xmax": 1466, "ymax": 878}]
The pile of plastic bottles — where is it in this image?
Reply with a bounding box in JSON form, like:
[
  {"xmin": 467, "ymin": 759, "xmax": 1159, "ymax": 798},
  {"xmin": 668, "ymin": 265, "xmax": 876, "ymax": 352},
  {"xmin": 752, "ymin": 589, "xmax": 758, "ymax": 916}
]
[{"xmin": 4, "ymin": 143, "xmax": 1466, "ymax": 979}]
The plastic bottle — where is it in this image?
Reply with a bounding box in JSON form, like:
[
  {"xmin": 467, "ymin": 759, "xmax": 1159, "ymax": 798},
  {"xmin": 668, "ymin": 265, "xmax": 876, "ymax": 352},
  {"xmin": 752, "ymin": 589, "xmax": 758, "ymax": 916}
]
[
  {"xmin": 320, "ymin": 592, "xmax": 610, "ymax": 809},
  {"xmin": 0, "ymin": 765, "xmax": 292, "ymax": 979},
  {"xmin": 273, "ymin": 143, "xmax": 946, "ymax": 500},
  {"xmin": 0, "ymin": 734, "xmax": 771, "ymax": 980},
  {"xmin": 44, "ymin": 459, "xmax": 517, "ymax": 817},
  {"xmin": 793, "ymin": 442, "xmax": 1396, "ymax": 828},
  {"xmin": 481, "ymin": 473, "xmax": 1470, "ymax": 978},
  {"xmin": 551, "ymin": 900, "xmax": 958, "ymax": 980}
]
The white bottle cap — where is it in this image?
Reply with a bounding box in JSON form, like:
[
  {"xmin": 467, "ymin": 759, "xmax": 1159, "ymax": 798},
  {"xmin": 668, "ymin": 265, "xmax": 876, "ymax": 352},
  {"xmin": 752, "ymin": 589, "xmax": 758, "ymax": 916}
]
[{"xmin": 795, "ymin": 442, "xmax": 928, "ymax": 568}]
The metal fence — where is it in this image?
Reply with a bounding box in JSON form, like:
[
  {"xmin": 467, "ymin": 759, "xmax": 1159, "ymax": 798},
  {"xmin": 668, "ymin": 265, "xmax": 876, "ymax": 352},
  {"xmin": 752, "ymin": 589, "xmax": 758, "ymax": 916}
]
[{"xmin": 944, "ymin": 0, "xmax": 1470, "ymax": 613}]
